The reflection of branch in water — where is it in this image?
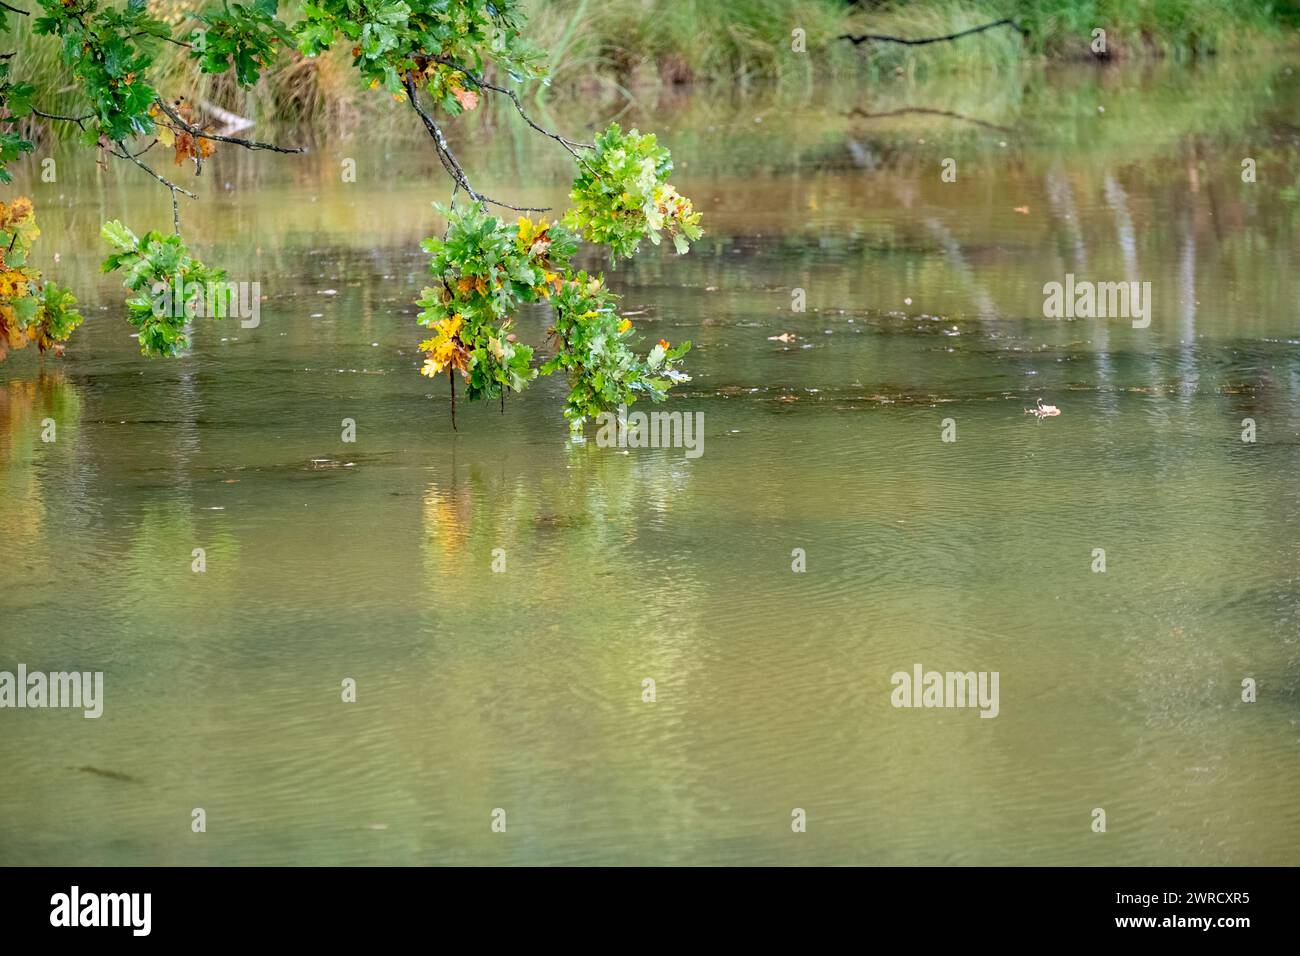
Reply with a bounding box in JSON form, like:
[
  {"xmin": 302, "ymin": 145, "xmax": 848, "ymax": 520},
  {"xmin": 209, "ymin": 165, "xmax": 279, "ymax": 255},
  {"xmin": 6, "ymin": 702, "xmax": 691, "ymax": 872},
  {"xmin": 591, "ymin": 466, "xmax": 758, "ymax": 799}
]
[
  {"xmin": 922, "ymin": 217, "xmax": 999, "ymax": 319},
  {"xmin": 839, "ymin": 18, "xmax": 1027, "ymax": 47},
  {"xmin": 846, "ymin": 107, "xmax": 1013, "ymax": 134}
]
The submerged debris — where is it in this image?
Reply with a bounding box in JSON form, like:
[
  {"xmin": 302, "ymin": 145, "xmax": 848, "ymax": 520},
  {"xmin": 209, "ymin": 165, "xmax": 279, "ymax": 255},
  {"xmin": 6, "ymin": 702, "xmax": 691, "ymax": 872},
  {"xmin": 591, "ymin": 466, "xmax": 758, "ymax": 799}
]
[
  {"xmin": 1025, "ymin": 398, "xmax": 1061, "ymax": 419},
  {"xmin": 72, "ymin": 766, "xmax": 142, "ymax": 784}
]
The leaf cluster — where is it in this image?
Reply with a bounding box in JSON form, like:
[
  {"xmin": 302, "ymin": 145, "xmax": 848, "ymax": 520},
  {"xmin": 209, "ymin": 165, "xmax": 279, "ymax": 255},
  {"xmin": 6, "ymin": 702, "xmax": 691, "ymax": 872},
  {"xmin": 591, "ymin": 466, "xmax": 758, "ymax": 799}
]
[
  {"xmin": 0, "ymin": 198, "xmax": 86, "ymax": 358},
  {"xmin": 540, "ymin": 272, "xmax": 690, "ymax": 425},
  {"xmin": 563, "ymin": 123, "xmax": 704, "ymax": 261},
  {"xmin": 416, "ymin": 201, "xmax": 576, "ymax": 401},
  {"xmin": 101, "ymin": 219, "xmax": 227, "ymax": 357},
  {"xmin": 417, "ymin": 191, "xmax": 692, "ymax": 425},
  {"xmin": 33, "ymin": 0, "xmax": 168, "ymax": 143},
  {"xmin": 0, "ymin": 59, "xmax": 35, "ymax": 185}
]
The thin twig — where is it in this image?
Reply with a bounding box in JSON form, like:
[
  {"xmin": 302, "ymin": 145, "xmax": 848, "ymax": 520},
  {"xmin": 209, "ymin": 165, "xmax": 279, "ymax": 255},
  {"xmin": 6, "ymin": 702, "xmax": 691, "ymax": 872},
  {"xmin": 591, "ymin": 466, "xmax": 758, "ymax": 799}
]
[
  {"xmin": 0, "ymin": 2, "xmax": 28, "ymax": 16},
  {"xmin": 109, "ymin": 143, "xmax": 196, "ymax": 235},
  {"xmin": 403, "ymin": 72, "xmax": 548, "ymax": 213},
  {"xmin": 31, "ymin": 107, "xmax": 91, "ymax": 131},
  {"xmin": 127, "ymin": 138, "xmax": 159, "ymax": 158},
  {"xmin": 448, "ymin": 368, "xmax": 457, "ymax": 431},
  {"xmin": 138, "ymin": 31, "xmax": 192, "ymax": 49},
  {"xmin": 432, "ymin": 56, "xmax": 593, "ymax": 160},
  {"xmin": 442, "ymin": 182, "xmax": 460, "ymax": 240},
  {"xmin": 840, "ymin": 18, "xmax": 1027, "ymax": 46}
]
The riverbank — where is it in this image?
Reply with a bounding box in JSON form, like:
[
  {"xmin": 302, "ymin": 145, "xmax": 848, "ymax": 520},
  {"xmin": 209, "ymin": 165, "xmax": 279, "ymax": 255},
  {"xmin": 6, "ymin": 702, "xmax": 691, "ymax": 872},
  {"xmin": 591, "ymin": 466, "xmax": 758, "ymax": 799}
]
[
  {"xmin": 9, "ymin": 0, "xmax": 1297, "ymax": 137},
  {"xmin": 527, "ymin": 0, "xmax": 1297, "ymax": 87}
]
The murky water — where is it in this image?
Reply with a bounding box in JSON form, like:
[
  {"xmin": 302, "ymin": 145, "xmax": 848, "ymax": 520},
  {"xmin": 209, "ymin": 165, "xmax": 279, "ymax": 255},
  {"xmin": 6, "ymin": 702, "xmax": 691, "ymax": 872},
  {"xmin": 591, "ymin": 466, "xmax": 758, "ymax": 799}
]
[{"xmin": 3, "ymin": 60, "xmax": 1299, "ymax": 865}]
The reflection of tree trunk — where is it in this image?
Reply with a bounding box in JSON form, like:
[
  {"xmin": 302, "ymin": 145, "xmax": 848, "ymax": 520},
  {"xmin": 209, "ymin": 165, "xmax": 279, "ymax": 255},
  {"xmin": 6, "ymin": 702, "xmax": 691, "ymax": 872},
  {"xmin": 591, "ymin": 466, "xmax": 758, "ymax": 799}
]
[
  {"xmin": 1046, "ymin": 170, "xmax": 1117, "ymax": 403},
  {"xmin": 1103, "ymin": 174, "xmax": 1139, "ymax": 282},
  {"xmin": 1044, "ymin": 168, "xmax": 1087, "ymax": 269},
  {"xmin": 1188, "ymin": 137, "xmax": 1223, "ymax": 244},
  {"xmin": 844, "ymin": 138, "xmax": 879, "ymax": 169},
  {"xmin": 923, "ymin": 217, "xmax": 998, "ymax": 318}
]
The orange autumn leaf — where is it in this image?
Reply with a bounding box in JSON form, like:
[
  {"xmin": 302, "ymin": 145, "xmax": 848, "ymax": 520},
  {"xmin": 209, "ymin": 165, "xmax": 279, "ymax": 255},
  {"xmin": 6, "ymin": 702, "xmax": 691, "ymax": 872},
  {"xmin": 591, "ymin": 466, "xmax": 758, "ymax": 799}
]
[{"xmin": 452, "ymin": 86, "xmax": 479, "ymax": 111}]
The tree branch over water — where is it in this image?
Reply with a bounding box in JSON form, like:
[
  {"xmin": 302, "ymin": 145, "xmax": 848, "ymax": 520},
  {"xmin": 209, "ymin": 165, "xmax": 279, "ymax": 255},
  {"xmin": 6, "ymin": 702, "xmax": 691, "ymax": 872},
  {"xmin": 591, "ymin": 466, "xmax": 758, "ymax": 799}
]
[
  {"xmin": 403, "ymin": 71, "xmax": 549, "ymax": 213},
  {"xmin": 840, "ymin": 18, "xmax": 1026, "ymax": 47},
  {"xmin": 152, "ymin": 98, "xmax": 305, "ymax": 155},
  {"xmin": 30, "ymin": 107, "xmax": 91, "ymax": 130},
  {"xmin": 431, "ymin": 56, "xmax": 593, "ymax": 161},
  {"xmin": 108, "ymin": 144, "xmax": 196, "ymax": 235}
]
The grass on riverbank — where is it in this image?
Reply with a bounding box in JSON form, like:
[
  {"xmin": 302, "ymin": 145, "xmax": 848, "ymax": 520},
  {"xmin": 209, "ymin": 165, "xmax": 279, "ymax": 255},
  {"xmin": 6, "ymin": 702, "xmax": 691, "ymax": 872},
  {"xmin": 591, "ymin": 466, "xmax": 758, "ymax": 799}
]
[
  {"xmin": 532, "ymin": 0, "xmax": 1297, "ymax": 85},
  {"xmin": 5, "ymin": 0, "xmax": 1296, "ymax": 135}
]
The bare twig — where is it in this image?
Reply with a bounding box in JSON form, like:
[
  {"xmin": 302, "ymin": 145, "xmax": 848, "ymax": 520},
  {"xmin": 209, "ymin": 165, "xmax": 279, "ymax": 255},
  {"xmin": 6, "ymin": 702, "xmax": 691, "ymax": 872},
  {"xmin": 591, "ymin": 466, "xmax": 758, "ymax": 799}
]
[
  {"xmin": 432, "ymin": 56, "xmax": 593, "ymax": 161},
  {"xmin": 0, "ymin": 2, "xmax": 28, "ymax": 16},
  {"xmin": 31, "ymin": 107, "xmax": 91, "ymax": 131},
  {"xmin": 448, "ymin": 368, "xmax": 457, "ymax": 431},
  {"xmin": 442, "ymin": 182, "xmax": 460, "ymax": 240},
  {"xmin": 840, "ymin": 18, "xmax": 1026, "ymax": 47},
  {"xmin": 109, "ymin": 143, "xmax": 196, "ymax": 235},
  {"xmin": 139, "ymin": 31, "xmax": 192, "ymax": 49},
  {"xmin": 403, "ymin": 72, "xmax": 548, "ymax": 213},
  {"xmin": 126, "ymin": 138, "xmax": 159, "ymax": 158},
  {"xmin": 152, "ymin": 98, "xmax": 305, "ymax": 154}
]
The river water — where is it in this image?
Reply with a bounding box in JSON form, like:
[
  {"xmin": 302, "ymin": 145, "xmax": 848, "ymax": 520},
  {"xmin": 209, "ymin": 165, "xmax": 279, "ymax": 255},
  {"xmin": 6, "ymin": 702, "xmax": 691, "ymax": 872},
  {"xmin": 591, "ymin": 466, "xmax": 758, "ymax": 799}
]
[{"xmin": 2, "ymin": 59, "xmax": 1299, "ymax": 864}]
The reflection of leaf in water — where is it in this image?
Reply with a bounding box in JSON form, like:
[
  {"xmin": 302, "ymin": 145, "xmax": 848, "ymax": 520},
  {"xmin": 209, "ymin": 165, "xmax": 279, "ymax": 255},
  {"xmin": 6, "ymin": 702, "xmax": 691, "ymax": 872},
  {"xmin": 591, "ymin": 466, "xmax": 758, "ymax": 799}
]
[
  {"xmin": 0, "ymin": 373, "xmax": 82, "ymax": 551},
  {"xmin": 422, "ymin": 483, "xmax": 470, "ymax": 558},
  {"xmin": 1, "ymin": 372, "xmax": 81, "ymax": 466}
]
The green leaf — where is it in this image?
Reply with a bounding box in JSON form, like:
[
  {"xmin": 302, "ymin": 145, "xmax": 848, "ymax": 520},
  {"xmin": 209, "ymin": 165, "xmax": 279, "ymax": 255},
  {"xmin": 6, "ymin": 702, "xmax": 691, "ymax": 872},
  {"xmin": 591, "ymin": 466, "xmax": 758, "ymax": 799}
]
[{"xmin": 101, "ymin": 220, "xmax": 140, "ymax": 254}]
